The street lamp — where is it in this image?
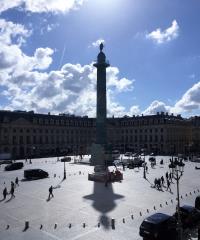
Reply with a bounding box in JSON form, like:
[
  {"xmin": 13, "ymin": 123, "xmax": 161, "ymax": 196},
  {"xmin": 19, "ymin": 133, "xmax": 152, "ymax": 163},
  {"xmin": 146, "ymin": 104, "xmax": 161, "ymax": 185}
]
[
  {"xmin": 63, "ymin": 160, "xmax": 66, "ymax": 180},
  {"xmin": 171, "ymin": 159, "xmax": 185, "ymax": 240},
  {"xmin": 141, "ymin": 148, "xmax": 146, "ymax": 179}
]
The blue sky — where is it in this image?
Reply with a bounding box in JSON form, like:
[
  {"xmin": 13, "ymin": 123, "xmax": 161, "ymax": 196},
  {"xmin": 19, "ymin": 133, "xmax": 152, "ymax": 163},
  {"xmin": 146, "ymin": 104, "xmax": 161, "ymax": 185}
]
[{"xmin": 0, "ymin": 0, "xmax": 200, "ymax": 117}]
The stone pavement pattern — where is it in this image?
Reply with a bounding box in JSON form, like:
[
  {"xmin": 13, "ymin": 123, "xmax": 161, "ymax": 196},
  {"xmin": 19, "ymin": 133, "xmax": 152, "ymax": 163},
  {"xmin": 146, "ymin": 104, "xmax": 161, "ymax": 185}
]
[{"xmin": 0, "ymin": 156, "xmax": 199, "ymax": 240}]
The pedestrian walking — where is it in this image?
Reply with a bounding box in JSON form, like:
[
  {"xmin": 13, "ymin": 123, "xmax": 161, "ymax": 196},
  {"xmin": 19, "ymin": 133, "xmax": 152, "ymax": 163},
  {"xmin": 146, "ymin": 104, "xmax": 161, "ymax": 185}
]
[
  {"xmin": 169, "ymin": 172, "xmax": 173, "ymax": 182},
  {"xmin": 122, "ymin": 162, "xmax": 125, "ymax": 171},
  {"xmin": 157, "ymin": 178, "xmax": 161, "ymax": 190},
  {"xmin": 165, "ymin": 171, "xmax": 168, "ymax": 180},
  {"xmin": 15, "ymin": 177, "xmax": 19, "ymax": 186},
  {"xmin": 10, "ymin": 184, "xmax": 15, "ymax": 198},
  {"xmin": 3, "ymin": 187, "xmax": 7, "ymax": 200},
  {"xmin": 151, "ymin": 162, "xmax": 153, "ymax": 168},
  {"xmin": 48, "ymin": 185, "xmax": 54, "ymax": 199},
  {"xmin": 11, "ymin": 181, "xmax": 15, "ymax": 189},
  {"xmin": 166, "ymin": 179, "xmax": 171, "ymax": 192},
  {"xmin": 154, "ymin": 178, "xmax": 157, "ymax": 188},
  {"xmin": 161, "ymin": 176, "xmax": 165, "ymax": 186},
  {"xmin": 146, "ymin": 165, "xmax": 148, "ymax": 173}
]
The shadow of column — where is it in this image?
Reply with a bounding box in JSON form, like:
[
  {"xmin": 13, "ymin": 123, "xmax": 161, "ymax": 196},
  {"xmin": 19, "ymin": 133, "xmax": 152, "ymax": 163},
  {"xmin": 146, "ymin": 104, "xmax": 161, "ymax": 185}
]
[{"xmin": 83, "ymin": 182, "xmax": 124, "ymax": 230}]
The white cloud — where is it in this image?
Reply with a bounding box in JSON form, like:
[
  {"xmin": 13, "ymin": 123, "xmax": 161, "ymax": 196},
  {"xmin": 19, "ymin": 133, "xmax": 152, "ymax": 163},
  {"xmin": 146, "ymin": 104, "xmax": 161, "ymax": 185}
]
[
  {"xmin": 0, "ymin": 19, "xmax": 134, "ymax": 118},
  {"xmin": 3, "ymin": 62, "xmax": 134, "ymax": 117},
  {"xmin": 0, "ymin": 18, "xmax": 31, "ymax": 45},
  {"xmin": 0, "ymin": 0, "xmax": 86, "ymax": 14},
  {"xmin": 91, "ymin": 38, "xmax": 105, "ymax": 48},
  {"xmin": 128, "ymin": 105, "xmax": 140, "ymax": 116},
  {"xmin": 0, "ymin": 0, "xmax": 23, "ymax": 14},
  {"xmin": 106, "ymin": 67, "xmax": 134, "ymax": 92},
  {"xmin": 33, "ymin": 47, "xmax": 54, "ymax": 70},
  {"xmin": 0, "ymin": 19, "xmax": 53, "ymax": 91},
  {"xmin": 173, "ymin": 81, "xmax": 200, "ymax": 113},
  {"xmin": 143, "ymin": 100, "xmax": 171, "ymax": 115},
  {"xmin": 146, "ymin": 20, "xmax": 179, "ymax": 44}
]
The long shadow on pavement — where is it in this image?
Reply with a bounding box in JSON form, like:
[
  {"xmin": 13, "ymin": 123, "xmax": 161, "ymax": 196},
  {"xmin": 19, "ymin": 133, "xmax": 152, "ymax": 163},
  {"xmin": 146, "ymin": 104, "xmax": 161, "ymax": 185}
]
[{"xmin": 83, "ymin": 182, "xmax": 124, "ymax": 230}]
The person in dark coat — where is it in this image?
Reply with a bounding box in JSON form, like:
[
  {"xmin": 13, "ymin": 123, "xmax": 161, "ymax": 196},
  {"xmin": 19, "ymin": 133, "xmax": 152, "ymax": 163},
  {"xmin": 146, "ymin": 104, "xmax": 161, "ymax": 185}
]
[
  {"xmin": 48, "ymin": 185, "xmax": 54, "ymax": 199},
  {"xmin": 122, "ymin": 162, "xmax": 125, "ymax": 171},
  {"xmin": 15, "ymin": 177, "xmax": 19, "ymax": 186},
  {"xmin": 154, "ymin": 178, "xmax": 157, "ymax": 188},
  {"xmin": 166, "ymin": 179, "xmax": 171, "ymax": 192},
  {"xmin": 161, "ymin": 176, "xmax": 165, "ymax": 186},
  {"xmin": 10, "ymin": 185, "xmax": 15, "ymax": 198},
  {"xmin": 165, "ymin": 172, "xmax": 168, "ymax": 180},
  {"xmin": 3, "ymin": 187, "xmax": 7, "ymax": 200}
]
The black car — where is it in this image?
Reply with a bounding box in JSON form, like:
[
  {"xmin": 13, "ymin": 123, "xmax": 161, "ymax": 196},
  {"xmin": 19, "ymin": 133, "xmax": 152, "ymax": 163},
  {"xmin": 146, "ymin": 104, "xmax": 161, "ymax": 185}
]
[
  {"xmin": 24, "ymin": 169, "xmax": 48, "ymax": 180},
  {"xmin": 174, "ymin": 205, "xmax": 200, "ymax": 228},
  {"xmin": 127, "ymin": 160, "xmax": 144, "ymax": 169},
  {"xmin": 149, "ymin": 157, "xmax": 156, "ymax": 163},
  {"xmin": 195, "ymin": 196, "xmax": 200, "ymax": 210},
  {"xmin": 60, "ymin": 157, "xmax": 71, "ymax": 162},
  {"xmin": 5, "ymin": 162, "xmax": 24, "ymax": 171},
  {"xmin": 139, "ymin": 213, "xmax": 177, "ymax": 240}
]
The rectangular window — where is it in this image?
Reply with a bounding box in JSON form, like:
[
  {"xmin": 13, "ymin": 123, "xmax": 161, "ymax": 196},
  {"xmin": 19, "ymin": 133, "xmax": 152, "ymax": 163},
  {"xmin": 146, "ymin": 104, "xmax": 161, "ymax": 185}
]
[{"xmin": 19, "ymin": 136, "xmax": 23, "ymax": 144}]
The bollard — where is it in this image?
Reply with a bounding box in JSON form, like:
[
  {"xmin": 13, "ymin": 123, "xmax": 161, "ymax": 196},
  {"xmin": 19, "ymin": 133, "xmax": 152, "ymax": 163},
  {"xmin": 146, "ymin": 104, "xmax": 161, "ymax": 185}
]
[
  {"xmin": 98, "ymin": 222, "xmax": 100, "ymax": 228},
  {"xmin": 190, "ymin": 192, "xmax": 192, "ymax": 195},
  {"xmin": 147, "ymin": 209, "xmax": 149, "ymax": 213},
  {"xmin": 194, "ymin": 190, "xmax": 196, "ymax": 194},
  {"xmin": 186, "ymin": 193, "xmax": 188, "ymax": 197},
  {"xmin": 153, "ymin": 206, "xmax": 156, "ymax": 210},
  {"xmin": 54, "ymin": 174, "xmax": 56, "ymax": 178},
  {"xmin": 166, "ymin": 201, "xmax": 168, "ymax": 205},
  {"xmin": 6, "ymin": 225, "xmax": 9, "ymax": 230},
  {"xmin": 40, "ymin": 224, "xmax": 43, "ymax": 229},
  {"xmin": 54, "ymin": 223, "xmax": 57, "ymax": 229},
  {"xmin": 111, "ymin": 218, "xmax": 115, "ymax": 230},
  {"xmin": 79, "ymin": 171, "xmax": 81, "ymax": 175},
  {"xmin": 139, "ymin": 212, "xmax": 142, "ymax": 216},
  {"xmin": 122, "ymin": 218, "xmax": 125, "ymax": 223},
  {"xmin": 83, "ymin": 223, "xmax": 86, "ymax": 228},
  {"xmin": 198, "ymin": 189, "xmax": 200, "ymax": 193},
  {"xmin": 171, "ymin": 199, "xmax": 173, "ymax": 203},
  {"xmin": 160, "ymin": 204, "xmax": 162, "ymax": 208},
  {"xmin": 181, "ymin": 195, "xmax": 183, "ymax": 199},
  {"xmin": 131, "ymin": 215, "xmax": 134, "ymax": 220},
  {"xmin": 69, "ymin": 223, "xmax": 72, "ymax": 228}
]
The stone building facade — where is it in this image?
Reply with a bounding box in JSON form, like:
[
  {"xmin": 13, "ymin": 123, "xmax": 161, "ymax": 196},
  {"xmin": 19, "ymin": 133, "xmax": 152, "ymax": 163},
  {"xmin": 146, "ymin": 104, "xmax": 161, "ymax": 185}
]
[{"xmin": 0, "ymin": 110, "xmax": 197, "ymax": 159}]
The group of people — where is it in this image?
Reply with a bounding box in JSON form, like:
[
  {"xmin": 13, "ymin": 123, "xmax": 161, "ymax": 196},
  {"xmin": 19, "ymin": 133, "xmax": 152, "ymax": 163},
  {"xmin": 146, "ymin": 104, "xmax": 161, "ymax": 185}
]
[
  {"xmin": 154, "ymin": 171, "xmax": 174, "ymax": 192},
  {"xmin": 2, "ymin": 177, "xmax": 19, "ymax": 200}
]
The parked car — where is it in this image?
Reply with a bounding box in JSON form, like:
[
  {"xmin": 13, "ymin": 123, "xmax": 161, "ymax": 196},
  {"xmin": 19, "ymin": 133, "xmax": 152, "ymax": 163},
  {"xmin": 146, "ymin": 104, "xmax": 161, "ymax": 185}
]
[
  {"xmin": 60, "ymin": 157, "xmax": 71, "ymax": 162},
  {"xmin": 190, "ymin": 157, "xmax": 200, "ymax": 163},
  {"xmin": 195, "ymin": 196, "xmax": 200, "ymax": 210},
  {"xmin": 173, "ymin": 205, "xmax": 200, "ymax": 228},
  {"xmin": 0, "ymin": 160, "xmax": 13, "ymax": 165},
  {"xmin": 127, "ymin": 157, "xmax": 144, "ymax": 169},
  {"xmin": 149, "ymin": 157, "xmax": 156, "ymax": 163},
  {"xmin": 124, "ymin": 152, "xmax": 132, "ymax": 157},
  {"xmin": 5, "ymin": 162, "xmax": 24, "ymax": 171},
  {"xmin": 24, "ymin": 169, "xmax": 49, "ymax": 179},
  {"xmin": 139, "ymin": 212, "xmax": 177, "ymax": 240}
]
